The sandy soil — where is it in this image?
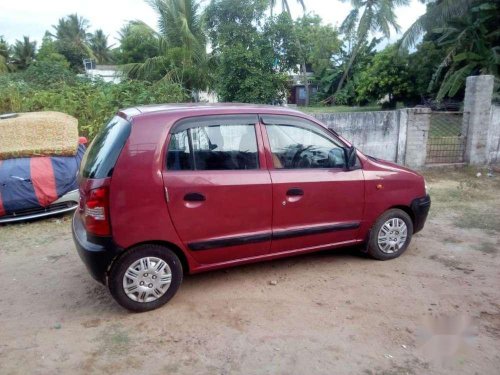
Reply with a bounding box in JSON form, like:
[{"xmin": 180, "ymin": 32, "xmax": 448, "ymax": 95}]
[{"xmin": 0, "ymin": 168, "xmax": 499, "ymax": 375}]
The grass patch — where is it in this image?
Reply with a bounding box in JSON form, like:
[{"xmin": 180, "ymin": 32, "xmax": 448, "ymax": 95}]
[
  {"xmin": 424, "ymin": 168, "xmax": 500, "ymax": 209},
  {"xmin": 454, "ymin": 208, "xmax": 500, "ymax": 232},
  {"xmin": 443, "ymin": 237, "xmax": 463, "ymax": 244},
  {"xmin": 427, "ymin": 181, "xmax": 481, "ymax": 211},
  {"xmin": 97, "ymin": 324, "xmax": 131, "ymax": 356},
  {"xmin": 475, "ymin": 242, "xmax": 498, "ymax": 255},
  {"xmin": 429, "ymin": 254, "xmax": 474, "ymax": 274},
  {"xmin": 300, "ymin": 105, "xmax": 382, "ymax": 113}
]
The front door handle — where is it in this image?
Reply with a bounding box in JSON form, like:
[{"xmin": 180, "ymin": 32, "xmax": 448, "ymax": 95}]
[
  {"xmin": 286, "ymin": 188, "xmax": 304, "ymax": 196},
  {"xmin": 184, "ymin": 192, "xmax": 206, "ymax": 202}
]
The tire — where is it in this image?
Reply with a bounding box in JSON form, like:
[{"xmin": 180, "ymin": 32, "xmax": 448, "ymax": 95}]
[
  {"xmin": 108, "ymin": 244, "xmax": 183, "ymax": 312},
  {"xmin": 367, "ymin": 209, "xmax": 414, "ymax": 260}
]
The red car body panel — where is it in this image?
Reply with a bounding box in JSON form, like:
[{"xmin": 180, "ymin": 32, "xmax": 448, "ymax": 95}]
[{"xmin": 79, "ymin": 104, "xmax": 427, "ymax": 276}]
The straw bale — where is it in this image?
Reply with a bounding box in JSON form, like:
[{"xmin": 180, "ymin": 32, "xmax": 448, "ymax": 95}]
[{"xmin": 0, "ymin": 111, "xmax": 78, "ymax": 160}]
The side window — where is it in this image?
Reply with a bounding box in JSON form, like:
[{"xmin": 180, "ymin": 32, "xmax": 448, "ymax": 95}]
[
  {"xmin": 167, "ymin": 121, "xmax": 259, "ymax": 171},
  {"xmin": 266, "ymin": 124, "xmax": 345, "ymax": 169},
  {"xmin": 167, "ymin": 130, "xmax": 192, "ymax": 171}
]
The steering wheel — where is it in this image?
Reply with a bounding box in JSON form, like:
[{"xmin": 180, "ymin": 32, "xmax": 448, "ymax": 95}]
[{"xmin": 291, "ymin": 146, "xmax": 311, "ymax": 168}]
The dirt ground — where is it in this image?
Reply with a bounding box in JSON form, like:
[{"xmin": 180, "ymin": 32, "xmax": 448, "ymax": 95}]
[{"xmin": 1, "ymin": 168, "xmax": 499, "ymax": 375}]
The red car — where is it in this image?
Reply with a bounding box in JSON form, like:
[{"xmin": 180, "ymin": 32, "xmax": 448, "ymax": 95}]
[{"xmin": 73, "ymin": 104, "xmax": 430, "ymax": 312}]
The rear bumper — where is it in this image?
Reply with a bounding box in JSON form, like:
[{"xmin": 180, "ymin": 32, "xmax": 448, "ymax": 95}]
[
  {"xmin": 0, "ymin": 190, "xmax": 79, "ymax": 224},
  {"xmin": 411, "ymin": 194, "xmax": 431, "ymax": 233},
  {"xmin": 72, "ymin": 212, "xmax": 121, "ymax": 284}
]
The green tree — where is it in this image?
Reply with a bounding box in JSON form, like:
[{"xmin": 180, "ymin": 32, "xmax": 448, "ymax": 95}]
[
  {"xmin": 321, "ymin": 37, "xmax": 379, "ymax": 105},
  {"xmin": 123, "ymin": 0, "xmax": 209, "ymax": 94},
  {"xmin": 356, "ymin": 44, "xmax": 410, "ymax": 107},
  {"xmin": 206, "ymin": 0, "xmax": 288, "ymax": 103},
  {"xmin": 89, "ymin": 29, "xmax": 113, "ymax": 64},
  {"xmin": 0, "ymin": 36, "xmax": 10, "ymax": 73},
  {"xmin": 266, "ymin": 0, "xmax": 312, "ymax": 104},
  {"xmin": 335, "ymin": 0, "xmax": 410, "ymax": 96},
  {"xmin": 295, "ymin": 15, "xmax": 341, "ymax": 92},
  {"xmin": 215, "ymin": 44, "xmax": 289, "ymax": 103},
  {"xmin": 37, "ymin": 34, "xmax": 70, "ymax": 68},
  {"xmin": 51, "ymin": 13, "xmax": 91, "ymax": 45},
  {"xmin": 268, "ymin": 0, "xmax": 305, "ymax": 15},
  {"xmin": 51, "ymin": 13, "xmax": 93, "ymax": 70},
  {"xmin": 117, "ymin": 21, "xmax": 159, "ymax": 64},
  {"xmin": 405, "ymin": 40, "xmax": 447, "ymax": 102},
  {"xmin": 264, "ymin": 13, "xmax": 299, "ymax": 73},
  {"xmin": 400, "ymin": 0, "xmax": 499, "ymax": 100},
  {"xmin": 431, "ymin": 1, "xmax": 499, "ymax": 99},
  {"xmin": 399, "ymin": 0, "xmax": 474, "ymax": 50},
  {"xmin": 11, "ymin": 36, "xmax": 36, "ymax": 70}
]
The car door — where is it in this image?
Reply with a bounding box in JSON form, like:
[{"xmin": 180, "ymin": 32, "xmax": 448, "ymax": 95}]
[
  {"xmin": 261, "ymin": 114, "xmax": 365, "ymax": 254},
  {"xmin": 162, "ymin": 114, "xmax": 272, "ymax": 265}
]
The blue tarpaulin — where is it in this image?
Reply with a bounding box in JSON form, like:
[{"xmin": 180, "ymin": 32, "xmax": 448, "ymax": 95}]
[{"xmin": 0, "ymin": 145, "xmax": 85, "ymax": 216}]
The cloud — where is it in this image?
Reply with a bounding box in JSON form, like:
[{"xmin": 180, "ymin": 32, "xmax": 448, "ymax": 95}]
[
  {"xmin": 0, "ymin": 0, "xmax": 426, "ymax": 46},
  {"xmin": 0, "ymin": 0, "xmax": 157, "ymax": 44}
]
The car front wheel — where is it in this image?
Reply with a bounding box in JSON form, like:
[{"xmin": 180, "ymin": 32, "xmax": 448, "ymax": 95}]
[
  {"xmin": 108, "ymin": 244, "xmax": 183, "ymax": 312},
  {"xmin": 367, "ymin": 209, "xmax": 414, "ymax": 260}
]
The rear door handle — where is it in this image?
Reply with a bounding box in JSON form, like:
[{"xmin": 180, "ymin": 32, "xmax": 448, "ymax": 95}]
[
  {"xmin": 184, "ymin": 193, "xmax": 206, "ymax": 202},
  {"xmin": 286, "ymin": 188, "xmax": 304, "ymax": 196}
]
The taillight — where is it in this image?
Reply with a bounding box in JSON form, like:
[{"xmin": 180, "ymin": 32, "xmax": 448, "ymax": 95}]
[{"xmin": 84, "ymin": 186, "xmax": 111, "ymax": 236}]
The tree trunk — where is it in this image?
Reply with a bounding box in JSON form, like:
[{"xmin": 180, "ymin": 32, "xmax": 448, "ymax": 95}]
[
  {"xmin": 335, "ymin": 46, "xmax": 358, "ymax": 96},
  {"xmin": 301, "ymin": 61, "xmax": 309, "ymax": 107}
]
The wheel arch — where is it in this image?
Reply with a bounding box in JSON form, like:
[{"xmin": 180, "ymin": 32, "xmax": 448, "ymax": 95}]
[{"xmin": 112, "ymin": 240, "xmax": 190, "ymax": 276}]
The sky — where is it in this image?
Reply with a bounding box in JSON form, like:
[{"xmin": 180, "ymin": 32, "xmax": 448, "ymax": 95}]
[{"xmin": 0, "ymin": 0, "xmax": 426, "ymax": 47}]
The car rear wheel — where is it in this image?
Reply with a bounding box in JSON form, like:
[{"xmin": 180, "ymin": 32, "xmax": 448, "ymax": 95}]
[
  {"xmin": 108, "ymin": 244, "xmax": 183, "ymax": 312},
  {"xmin": 367, "ymin": 209, "xmax": 413, "ymax": 260}
]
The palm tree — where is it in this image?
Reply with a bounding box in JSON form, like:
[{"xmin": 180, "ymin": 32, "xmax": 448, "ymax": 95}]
[
  {"xmin": 430, "ymin": 1, "xmax": 499, "ymax": 99},
  {"xmin": 269, "ymin": 0, "xmax": 305, "ymax": 16},
  {"xmin": 335, "ymin": 0, "xmax": 410, "ymax": 96},
  {"xmin": 149, "ymin": 0, "xmax": 205, "ymax": 51},
  {"xmin": 0, "ymin": 37, "xmax": 10, "ymax": 73},
  {"xmin": 50, "ymin": 13, "xmax": 94, "ymax": 69},
  {"xmin": 123, "ymin": 0, "xmax": 208, "ymax": 94},
  {"xmin": 399, "ymin": 0, "xmax": 474, "ymax": 51},
  {"xmin": 12, "ymin": 36, "xmax": 36, "ymax": 70},
  {"xmin": 117, "ymin": 21, "xmax": 160, "ymax": 64},
  {"xmin": 89, "ymin": 29, "xmax": 113, "ymax": 63},
  {"xmin": 51, "ymin": 13, "xmax": 91, "ymax": 47}
]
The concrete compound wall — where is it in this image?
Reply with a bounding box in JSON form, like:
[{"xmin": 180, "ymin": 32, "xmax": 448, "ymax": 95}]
[
  {"xmin": 312, "ymin": 108, "xmax": 430, "ymax": 169},
  {"xmin": 463, "ymin": 75, "xmax": 495, "ymax": 165},
  {"xmin": 312, "ymin": 111, "xmax": 400, "ymax": 162},
  {"xmin": 311, "ymin": 75, "xmax": 499, "ymax": 168},
  {"xmin": 488, "ymin": 105, "xmax": 500, "ymax": 164}
]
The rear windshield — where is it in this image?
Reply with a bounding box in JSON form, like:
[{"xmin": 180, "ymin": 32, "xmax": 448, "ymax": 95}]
[{"xmin": 80, "ymin": 116, "xmax": 131, "ymax": 178}]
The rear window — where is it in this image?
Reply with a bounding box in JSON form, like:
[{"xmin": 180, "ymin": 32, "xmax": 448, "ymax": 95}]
[{"xmin": 80, "ymin": 116, "xmax": 131, "ymax": 178}]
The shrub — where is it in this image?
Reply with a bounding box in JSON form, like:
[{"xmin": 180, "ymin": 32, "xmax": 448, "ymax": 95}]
[{"xmin": 0, "ymin": 70, "xmax": 187, "ymax": 139}]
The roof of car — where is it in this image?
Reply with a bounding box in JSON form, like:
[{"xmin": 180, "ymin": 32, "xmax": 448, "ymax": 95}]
[{"xmin": 120, "ymin": 103, "xmax": 307, "ymax": 119}]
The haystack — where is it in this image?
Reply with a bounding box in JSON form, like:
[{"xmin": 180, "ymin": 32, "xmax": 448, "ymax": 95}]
[{"xmin": 0, "ymin": 111, "xmax": 78, "ymax": 160}]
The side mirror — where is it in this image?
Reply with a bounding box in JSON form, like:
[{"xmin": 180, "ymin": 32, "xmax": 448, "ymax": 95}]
[{"xmin": 343, "ymin": 146, "xmax": 357, "ymax": 170}]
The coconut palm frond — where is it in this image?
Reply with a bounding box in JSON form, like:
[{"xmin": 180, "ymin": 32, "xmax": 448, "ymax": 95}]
[
  {"xmin": 399, "ymin": 0, "xmax": 474, "ymax": 50},
  {"xmin": 398, "ymin": 14, "xmax": 426, "ymax": 51},
  {"xmin": 268, "ymin": 0, "xmax": 306, "ymax": 15},
  {"xmin": 12, "ymin": 36, "xmax": 36, "ymax": 70},
  {"xmin": 89, "ymin": 29, "xmax": 114, "ymax": 64},
  {"xmin": 121, "ymin": 55, "xmax": 170, "ymax": 80},
  {"xmin": 340, "ymin": 9, "xmax": 359, "ymax": 35}
]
